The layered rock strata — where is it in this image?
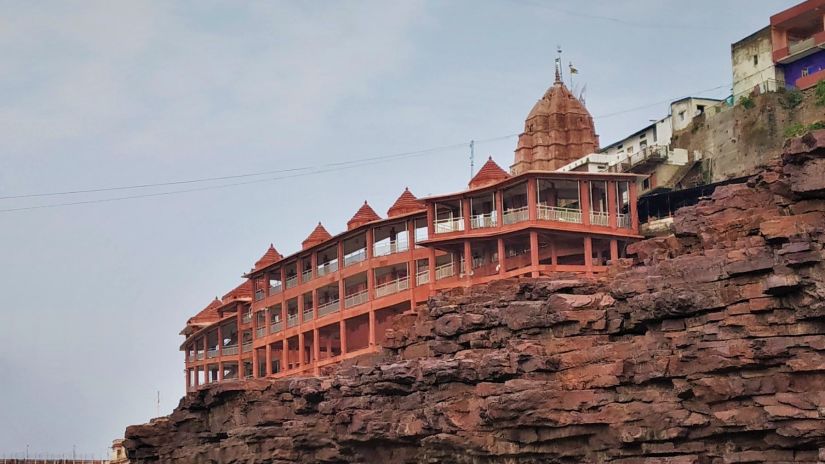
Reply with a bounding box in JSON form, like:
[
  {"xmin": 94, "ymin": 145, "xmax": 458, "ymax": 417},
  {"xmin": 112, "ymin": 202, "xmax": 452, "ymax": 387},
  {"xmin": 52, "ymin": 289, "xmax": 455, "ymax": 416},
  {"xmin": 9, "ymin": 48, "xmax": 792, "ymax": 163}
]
[{"xmin": 126, "ymin": 131, "xmax": 825, "ymax": 463}]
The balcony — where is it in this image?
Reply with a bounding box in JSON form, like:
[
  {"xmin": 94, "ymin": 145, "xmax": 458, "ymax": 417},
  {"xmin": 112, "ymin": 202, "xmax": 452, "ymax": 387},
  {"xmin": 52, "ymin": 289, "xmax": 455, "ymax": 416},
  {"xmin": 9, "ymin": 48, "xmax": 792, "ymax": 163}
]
[
  {"xmin": 537, "ymin": 205, "xmax": 582, "ymax": 224},
  {"xmin": 373, "ymin": 240, "xmax": 409, "ymax": 257},
  {"xmin": 344, "ymin": 289, "xmax": 369, "ymax": 308},
  {"xmin": 256, "ymin": 327, "xmax": 266, "ymax": 338},
  {"xmin": 242, "ymin": 312, "xmax": 252, "ymax": 324},
  {"xmin": 775, "ymin": 31, "xmax": 825, "ymax": 64},
  {"xmin": 285, "ymin": 275, "xmax": 298, "ymax": 289},
  {"xmin": 503, "ymin": 206, "xmax": 529, "ymax": 225},
  {"xmin": 416, "ymin": 269, "xmax": 430, "ymax": 285},
  {"xmin": 207, "ymin": 348, "xmax": 219, "ymax": 359},
  {"xmin": 196, "ymin": 352, "xmax": 205, "ymax": 361},
  {"xmin": 618, "ymin": 213, "xmax": 631, "ymax": 229},
  {"xmin": 270, "ymin": 320, "xmax": 283, "ymax": 333},
  {"xmin": 435, "ymin": 262, "xmax": 456, "ymax": 280},
  {"xmin": 470, "ymin": 213, "xmax": 497, "ymax": 229},
  {"xmin": 301, "ymin": 269, "xmax": 312, "ymax": 284},
  {"xmin": 254, "ymin": 289, "xmax": 265, "ymax": 301},
  {"xmin": 590, "ymin": 211, "xmax": 609, "ymax": 227},
  {"xmin": 375, "ymin": 276, "xmax": 410, "ymax": 298},
  {"xmin": 318, "ymin": 299, "xmax": 340, "ymax": 317},
  {"xmin": 434, "ymin": 217, "xmax": 464, "ymax": 234},
  {"xmin": 222, "ymin": 345, "xmax": 238, "ymax": 356},
  {"xmin": 287, "ymin": 313, "xmax": 299, "ymax": 328},
  {"xmin": 344, "ymin": 249, "xmax": 366, "ymax": 267},
  {"xmin": 269, "ymin": 283, "xmax": 282, "ymax": 295},
  {"xmin": 303, "ymin": 308, "xmax": 314, "ymax": 322},
  {"xmin": 317, "ymin": 261, "xmax": 338, "ymax": 277},
  {"xmin": 242, "ymin": 342, "xmax": 252, "ymax": 353},
  {"xmin": 188, "ymin": 353, "xmax": 197, "ymax": 362}
]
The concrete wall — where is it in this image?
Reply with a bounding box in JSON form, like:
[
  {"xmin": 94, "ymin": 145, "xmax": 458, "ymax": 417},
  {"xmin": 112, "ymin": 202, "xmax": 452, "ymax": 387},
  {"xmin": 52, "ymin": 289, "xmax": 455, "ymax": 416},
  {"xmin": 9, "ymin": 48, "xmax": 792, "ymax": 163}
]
[
  {"xmin": 670, "ymin": 98, "xmax": 723, "ymax": 132},
  {"xmin": 731, "ymin": 26, "xmax": 784, "ymax": 99},
  {"xmin": 601, "ymin": 117, "xmax": 670, "ymax": 158},
  {"xmin": 783, "ymin": 48, "xmax": 825, "ymax": 88}
]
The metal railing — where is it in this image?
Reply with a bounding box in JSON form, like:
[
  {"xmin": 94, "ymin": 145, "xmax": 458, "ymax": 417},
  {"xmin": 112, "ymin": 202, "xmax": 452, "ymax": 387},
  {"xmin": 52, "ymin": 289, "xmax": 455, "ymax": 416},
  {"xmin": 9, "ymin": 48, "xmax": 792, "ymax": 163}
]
[
  {"xmin": 434, "ymin": 217, "xmax": 464, "ymax": 234},
  {"xmin": 416, "ymin": 269, "xmax": 430, "ymax": 285},
  {"xmin": 590, "ymin": 211, "xmax": 609, "ymax": 227},
  {"xmin": 270, "ymin": 320, "xmax": 283, "ymax": 333},
  {"xmin": 318, "ymin": 299, "xmax": 340, "ymax": 317},
  {"xmin": 242, "ymin": 312, "xmax": 252, "ymax": 323},
  {"xmin": 188, "ymin": 353, "xmax": 197, "ymax": 361},
  {"xmin": 301, "ymin": 269, "xmax": 312, "ymax": 283},
  {"xmin": 537, "ymin": 205, "xmax": 582, "ymax": 223},
  {"xmin": 303, "ymin": 309, "xmax": 314, "ymax": 322},
  {"xmin": 618, "ymin": 213, "xmax": 631, "ymax": 228},
  {"xmin": 196, "ymin": 352, "xmax": 205, "ymax": 360},
  {"xmin": 285, "ymin": 275, "xmax": 298, "ymax": 289},
  {"xmin": 343, "ymin": 249, "xmax": 366, "ymax": 266},
  {"xmin": 207, "ymin": 348, "xmax": 219, "ymax": 359},
  {"xmin": 374, "ymin": 276, "xmax": 409, "ymax": 298},
  {"xmin": 317, "ymin": 260, "xmax": 338, "ymax": 276},
  {"xmin": 344, "ymin": 289, "xmax": 369, "ymax": 308},
  {"xmin": 242, "ymin": 342, "xmax": 252, "ymax": 353},
  {"xmin": 470, "ymin": 212, "xmax": 497, "ymax": 229},
  {"xmin": 269, "ymin": 283, "xmax": 282, "ymax": 295},
  {"xmin": 287, "ymin": 313, "xmax": 299, "ymax": 328},
  {"xmin": 373, "ymin": 240, "xmax": 409, "ymax": 257},
  {"xmin": 256, "ymin": 327, "xmax": 266, "ymax": 338},
  {"xmin": 503, "ymin": 206, "xmax": 529, "ymax": 225},
  {"xmin": 254, "ymin": 289, "xmax": 265, "ymax": 301},
  {"xmin": 435, "ymin": 262, "xmax": 455, "ymax": 280},
  {"xmin": 222, "ymin": 345, "xmax": 238, "ymax": 356}
]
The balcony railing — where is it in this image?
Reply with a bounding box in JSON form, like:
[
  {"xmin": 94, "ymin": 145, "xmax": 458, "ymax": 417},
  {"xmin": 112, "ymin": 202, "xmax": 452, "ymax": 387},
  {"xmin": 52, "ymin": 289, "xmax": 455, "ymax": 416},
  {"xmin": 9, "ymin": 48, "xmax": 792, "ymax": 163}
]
[
  {"xmin": 207, "ymin": 348, "xmax": 219, "ymax": 359},
  {"xmin": 242, "ymin": 312, "xmax": 252, "ymax": 324},
  {"xmin": 270, "ymin": 320, "xmax": 283, "ymax": 333},
  {"xmin": 618, "ymin": 213, "xmax": 631, "ymax": 228},
  {"xmin": 503, "ymin": 206, "xmax": 529, "ymax": 225},
  {"xmin": 188, "ymin": 353, "xmax": 197, "ymax": 361},
  {"xmin": 242, "ymin": 342, "xmax": 252, "ymax": 353},
  {"xmin": 287, "ymin": 313, "xmax": 299, "ymax": 328},
  {"xmin": 373, "ymin": 240, "xmax": 409, "ymax": 257},
  {"xmin": 435, "ymin": 262, "xmax": 456, "ymax": 280},
  {"xmin": 375, "ymin": 276, "xmax": 409, "ymax": 298},
  {"xmin": 222, "ymin": 345, "xmax": 238, "ymax": 356},
  {"xmin": 303, "ymin": 309, "xmax": 314, "ymax": 322},
  {"xmin": 344, "ymin": 289, "xmax": 369, "ymax": 308},
  {"xmin": 344, "ymin": 249, "xmax": 366, "ymax": 266},
  {"xmin": 415, "ymin": 228, "xmax": 428, "ymax": 244},
  {"xmin": 317, "ymin": 261, "xmax": 338, "ymax": 277},
  {"xmin": 196, "ymin": 352, "xmax": 205, "ymax": 360},
  {"xmin": 537, "ymin": 205, "xmax": 582, "ymax": 224},
  {"xmin": 254, "ymin": 289, "xmax": 264, "ymax": 301},
  {"xmin": 301, "ymin": 269, "xmax": 312, "ymax": 283},
  {"xmin": 318, "ymin": 299, "xmax": 340, "ymax": 317},
  {"xmin": 434, "ymin": 217, "xmax": 464, "ymax": 234},
  {"xmin": 470, "ymin": 212, "xmax": 497, "ymax": 229},
  {"xmin": 416, "ymin": 269, "xmax": 430, "ymax": 285},
  {"xmin": 590, "ymin": 211, "xmax": 609, "ymax": 227},
  {"xmin": 285, "ymin": 275, "xmax": 298, "ymax": 289},
  {"xmin": 789, "ymin": 36, "xmax": 816, "ymax": 56},
  {"xmin": 269, "ymin": 283, "xmax": 282, "ymax": 295},
  {"xmin": 256, "ymin": 327, "xmax": 266, "ymax": 338}
]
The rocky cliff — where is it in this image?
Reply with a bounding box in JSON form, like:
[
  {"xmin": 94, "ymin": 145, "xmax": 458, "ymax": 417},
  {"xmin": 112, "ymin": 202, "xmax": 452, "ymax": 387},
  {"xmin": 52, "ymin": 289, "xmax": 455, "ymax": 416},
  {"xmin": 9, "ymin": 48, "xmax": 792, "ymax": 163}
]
[{"xmin": 125, "ymin": 132, "xmax": 825, "ymax": 463}]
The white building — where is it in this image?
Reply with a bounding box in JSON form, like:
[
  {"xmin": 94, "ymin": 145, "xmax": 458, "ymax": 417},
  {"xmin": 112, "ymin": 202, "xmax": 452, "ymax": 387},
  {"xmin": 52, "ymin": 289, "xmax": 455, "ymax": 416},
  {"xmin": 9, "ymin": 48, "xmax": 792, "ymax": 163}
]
[{"xmin": 731, "ymin": 26, "xmax": 784, "ymax": 99}]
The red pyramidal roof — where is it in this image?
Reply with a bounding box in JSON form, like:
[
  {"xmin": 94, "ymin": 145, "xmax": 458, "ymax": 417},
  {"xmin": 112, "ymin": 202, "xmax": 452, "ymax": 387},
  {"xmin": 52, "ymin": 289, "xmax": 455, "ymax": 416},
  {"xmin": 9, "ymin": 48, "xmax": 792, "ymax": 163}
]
[
  {"xmin": 222, "ymin": 280, "xmax": 253, "ymax": 302},
  {"xmin": 387, "ymin": 187, "xmax": 424, "ymax": 217},
  {"xmin": 302, "ymin": 222, "xmax": 332, "ymax": 250},
  {"xmin": 469, "ymin": 157, "xmax": 510, "ymax": 189},
  {"xmin": 347, "ymin": 201, "xmax": 381, "ymax": 230},
  {"xmin": 188, "ymin": 297, "xmax": 223, "ymax": 325},
  {"xmin": 253, "ymin": 244, "xmax": 282, "ymax": 271}
]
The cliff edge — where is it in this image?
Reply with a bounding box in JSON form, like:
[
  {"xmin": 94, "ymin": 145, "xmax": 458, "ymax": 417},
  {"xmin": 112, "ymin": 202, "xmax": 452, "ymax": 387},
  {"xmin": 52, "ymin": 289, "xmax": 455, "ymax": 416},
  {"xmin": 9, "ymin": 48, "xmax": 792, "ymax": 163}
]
[{"xmin": 126, "ymin": 131, "xmax": 825, "ymax": 463}]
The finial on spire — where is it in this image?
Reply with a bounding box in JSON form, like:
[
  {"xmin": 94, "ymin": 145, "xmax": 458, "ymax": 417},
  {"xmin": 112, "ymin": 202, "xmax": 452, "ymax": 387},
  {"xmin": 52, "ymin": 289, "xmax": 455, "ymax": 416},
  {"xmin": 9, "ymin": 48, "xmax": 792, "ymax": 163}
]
[{"xmin": 555, "ymin": 45, "xmax": 562, "ymax": 83}]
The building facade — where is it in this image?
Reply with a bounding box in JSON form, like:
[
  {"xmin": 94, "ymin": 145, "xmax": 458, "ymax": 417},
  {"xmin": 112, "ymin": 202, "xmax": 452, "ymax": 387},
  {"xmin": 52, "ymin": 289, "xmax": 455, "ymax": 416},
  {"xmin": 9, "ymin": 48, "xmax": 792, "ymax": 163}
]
[
  {"xmin": 179, "ymin": 75, "xmax": 642, "ymax": 391},
  {"xmin": 732, "ymin": 26, "xmax": 784, "ymax": 99},
  {"xmin": 771, "ymin": 0, "xmax": 825, "ymax": 90}
]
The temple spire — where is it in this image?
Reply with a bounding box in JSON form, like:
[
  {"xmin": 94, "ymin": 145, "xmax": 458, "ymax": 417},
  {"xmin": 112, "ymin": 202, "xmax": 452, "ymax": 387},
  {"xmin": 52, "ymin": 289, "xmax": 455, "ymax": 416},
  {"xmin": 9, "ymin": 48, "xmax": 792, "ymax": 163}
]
[{"xmin": 554, "ymin": 45, "xmax": 562, "ymax": 83}]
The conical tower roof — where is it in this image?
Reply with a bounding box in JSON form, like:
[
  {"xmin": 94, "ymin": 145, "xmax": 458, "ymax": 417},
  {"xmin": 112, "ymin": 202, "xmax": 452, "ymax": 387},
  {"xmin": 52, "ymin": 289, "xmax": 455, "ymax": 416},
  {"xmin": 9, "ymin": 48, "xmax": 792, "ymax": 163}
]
[
  {"xmin": 387, "ymin": 188, "xmax": 425, "ymax": 217},
  {"xmin": 469, "ymin": 157, "xmax": 510, "ymax": 189},
  {"xmin": 302, "ymin": 222, "xmax": 332, "ymax": 250},
  {"xmin": 511, "ymin": 78, "xmax": 599, "ymax": 174},
  {"xmin": 188, "ymin": 297, "xmax": 223, "ymax": 325},
  {"xmin": 222, "ymin": 280, "xmax": 253, "ymax": 301},
  {"xmin": 347, "ymin": 201, "xmax": 382, "ymax": 230},
  {"xmin": 253, "ymin": 244, "xmax": 282, "ymax": 271}
]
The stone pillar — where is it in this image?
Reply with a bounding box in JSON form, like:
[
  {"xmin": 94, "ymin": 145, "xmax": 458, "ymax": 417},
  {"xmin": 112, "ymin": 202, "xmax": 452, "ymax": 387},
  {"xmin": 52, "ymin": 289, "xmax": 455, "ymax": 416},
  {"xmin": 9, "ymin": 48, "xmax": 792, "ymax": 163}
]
[
  {"xmin": 530, "ymin": 231, "xmax": 539, "ymax": 277},
  {"xmin": 340, "ymin": 319, "xmax": 348, "ymax": 355},
  {"xmin": 217, "ymin": 325, "xmax": 223, "ymax": 356},
  {"xmin": 281, "ymin": 340, "xmax": 288, "ymax": 372},
  {"xmin": 298, "ymin": 332, "xmax": 305, "ymax": 368},
  {"xmin": 313, "ymin": 328, "xmax": 321, "ymax": 375},
  {"xmin": 629, "ymin": 181, "xmax": 639, "ymax": 231},
  {"xmin": 584, "ymin": 236, "xmax": 593, "ymax": 274},
  {"xmin": 369, "ymin": 309, "xmax": 376, "ymax": 347},
  {"xmin": 527, "ymin": 177, "xmax": 538, "ymax": 221},
  {"xmin": 462, "ymin": 197, "xmax": 471, "ymax": 232},
  {"xmin": 186, "ymin": 369, "xmax": 191, "ymax": 391},
  {"xmin": 495, "ymin": 190, "xmax": 504, "ymax": 226},
  {"xmin": 464, "ymin": 240, "xmax": 473, "ymax": 278},
  {"xmin": 607, "ymin": 180, "xmax": 617, "ymax": 228},
  {"xmin": 497, "ymin": 237, "xmax": 505, "ymax": 276},
  {"xmin": 610, "ymin": 239, "xmax": 619, "ymax": 264},
  {"xmin": 218, "ymin": 361, "xmax": 223, "ymax": 381},
  {"xmin": 251, "ymin": 348, "xmax": 258, "ymax": 379},
  {"xmin": 298, "ymin": 293, "xmax": 304, "ymax": 325},
  {"xmin": 580, "ymin": 180, "xmax": 591, "ymax": 226},
  {"xmin": 265, "ymin": 343, "xmax": 272, "ymax": 376},
  {"xmin": 427, "ymin": 202, "xmax": 435, "ymax": 237}
]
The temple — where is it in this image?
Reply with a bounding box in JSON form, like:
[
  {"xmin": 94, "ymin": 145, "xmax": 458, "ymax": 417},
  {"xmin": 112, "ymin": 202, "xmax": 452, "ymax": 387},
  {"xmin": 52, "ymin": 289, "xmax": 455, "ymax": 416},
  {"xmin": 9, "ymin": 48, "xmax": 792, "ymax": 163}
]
[{"xmin": 180, "ymin": 74, "xmax": 643, "ymax": 391}]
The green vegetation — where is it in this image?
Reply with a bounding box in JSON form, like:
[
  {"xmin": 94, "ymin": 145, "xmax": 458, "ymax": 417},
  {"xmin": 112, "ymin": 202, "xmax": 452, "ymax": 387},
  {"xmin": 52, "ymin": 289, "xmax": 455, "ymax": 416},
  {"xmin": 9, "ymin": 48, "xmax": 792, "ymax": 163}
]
[
  {"xmin": 815, "ymin": 79, "xmax": 825, "ymax": 106},
  {"xmin": 780, "ymin": 88, "xmax": 803, "ymax": 109},
  {"xmin": 785, "ymin": 120, "xmax": 825, "ymax": 138},
  {"xmin": 739, "ymin": 95, "xmax": 755, "ymax": 109}
]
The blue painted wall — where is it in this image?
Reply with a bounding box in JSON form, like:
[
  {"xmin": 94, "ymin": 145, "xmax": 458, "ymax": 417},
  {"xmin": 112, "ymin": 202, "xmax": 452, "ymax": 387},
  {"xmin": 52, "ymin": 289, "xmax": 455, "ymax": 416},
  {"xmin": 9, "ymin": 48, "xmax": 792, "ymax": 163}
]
[{"xmin": 783, "ymin": 49, "xmax": 825, "ymax": 88}]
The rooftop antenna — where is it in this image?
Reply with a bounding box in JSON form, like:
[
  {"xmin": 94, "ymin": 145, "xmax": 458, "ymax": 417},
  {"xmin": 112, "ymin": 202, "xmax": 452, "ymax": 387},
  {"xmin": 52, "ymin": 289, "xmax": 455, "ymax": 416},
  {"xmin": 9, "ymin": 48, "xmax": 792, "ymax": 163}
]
[
  {"xmin": 555, "ymin": 45, "xmax": 563, "ymax": 83},
  {"xmin": 469, "ymin": 140, "xmax": 475, "ymax": 179}
]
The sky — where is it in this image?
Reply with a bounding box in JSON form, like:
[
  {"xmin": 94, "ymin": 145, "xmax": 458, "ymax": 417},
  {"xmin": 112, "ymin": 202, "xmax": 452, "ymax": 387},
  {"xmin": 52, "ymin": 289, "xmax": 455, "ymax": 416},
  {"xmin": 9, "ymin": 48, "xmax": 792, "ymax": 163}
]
[{"xmin": 0, "ymin": 0, "xmax": 794, "ymax": 457}]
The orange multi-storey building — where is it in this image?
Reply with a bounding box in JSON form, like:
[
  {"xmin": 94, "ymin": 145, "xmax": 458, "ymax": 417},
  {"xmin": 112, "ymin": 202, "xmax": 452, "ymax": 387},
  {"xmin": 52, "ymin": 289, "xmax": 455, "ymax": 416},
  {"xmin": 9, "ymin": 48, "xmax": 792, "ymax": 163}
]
[{"xmin": 180, "ymin": 74, "xmax": 644, "ymax": 391}]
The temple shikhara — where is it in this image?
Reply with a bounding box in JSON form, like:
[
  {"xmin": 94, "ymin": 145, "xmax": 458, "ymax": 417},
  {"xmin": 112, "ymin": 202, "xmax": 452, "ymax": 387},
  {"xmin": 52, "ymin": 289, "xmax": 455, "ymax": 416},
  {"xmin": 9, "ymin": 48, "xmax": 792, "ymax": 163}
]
[{"xmin": 180, "ymin": 70, "xmax": 643, "ymax": 391}]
